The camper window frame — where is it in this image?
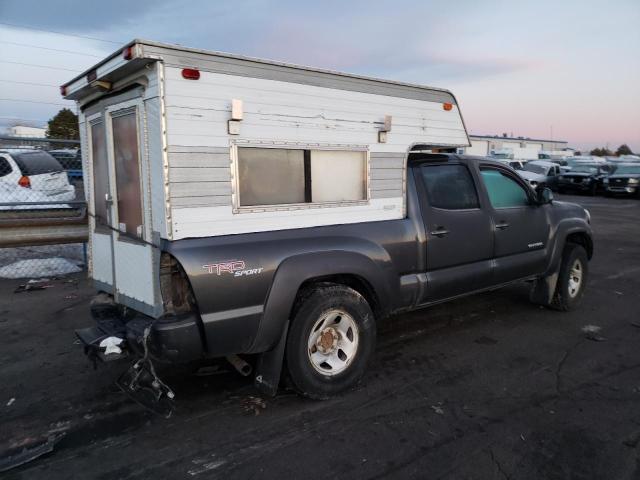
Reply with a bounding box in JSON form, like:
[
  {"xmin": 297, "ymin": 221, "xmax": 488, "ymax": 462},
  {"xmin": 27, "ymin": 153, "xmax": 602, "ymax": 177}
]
[{"xmin": 230, "ymin": 140, "xmax": 370, "ymax": 214}]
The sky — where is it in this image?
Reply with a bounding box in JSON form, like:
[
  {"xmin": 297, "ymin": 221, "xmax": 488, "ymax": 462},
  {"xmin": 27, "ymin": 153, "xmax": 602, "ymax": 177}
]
[{"xmin": 0, "ymin": 0, "xmax": 638, "ymax": 152}]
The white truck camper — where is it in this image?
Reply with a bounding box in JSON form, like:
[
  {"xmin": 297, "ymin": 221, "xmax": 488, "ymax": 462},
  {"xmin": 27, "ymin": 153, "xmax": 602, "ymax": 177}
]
[{"xmin": 61, "ymin": 39, "xmax": 471, "ymax": 318}]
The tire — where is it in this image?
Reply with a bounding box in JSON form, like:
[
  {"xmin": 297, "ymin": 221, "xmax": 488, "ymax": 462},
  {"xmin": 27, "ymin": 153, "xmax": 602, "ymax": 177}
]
[
  {"xmin": 589, "ymin": 183, "xmax": 597, "ymax": 196},
  {"xmin": 557, "ymin": 187, "xmax": 565, "ymax": 194},
  {"xmin": 551, "ymin": 244, "xmax": 589, "ymax": 311},
  {"xmin": 285, "ymin": 284, "xmax": 376, "ymax": 399}
]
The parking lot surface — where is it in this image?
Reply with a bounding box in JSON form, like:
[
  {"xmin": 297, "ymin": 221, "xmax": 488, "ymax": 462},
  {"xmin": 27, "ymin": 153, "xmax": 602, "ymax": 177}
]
[{"xmin": 1, "ymin": 194, "xmax": 639, "ymax": 479}]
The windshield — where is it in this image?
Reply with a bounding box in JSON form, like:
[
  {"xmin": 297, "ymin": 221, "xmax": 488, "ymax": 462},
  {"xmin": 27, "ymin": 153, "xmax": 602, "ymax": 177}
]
[
  {"xmin": 570, "ymin": 165, "xmax": 598, "ymax": 174},
  {"xmin": 12, "ymin": 151, "xmax": 63, "ymax": 175},
  {"xmin": 509, "ymin": 162, "xmax": 523, "ymax": 170},
  {"xmin": 491, "ymin": 153, "xmax": 512, "ymax": 159},
  {"xmin": 524, "ymin": 163, "xmax": 547, "ymax": 175},
  {"xmin": 616, "ymin": 165, "xmax": 640, "ymax": 175}
]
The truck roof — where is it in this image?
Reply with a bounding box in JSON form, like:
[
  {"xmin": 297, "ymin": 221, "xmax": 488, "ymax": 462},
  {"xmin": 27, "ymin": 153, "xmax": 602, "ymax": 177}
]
[{"xmin": 61, "ymin": 39, "xmax": 458, "ymax": 106}]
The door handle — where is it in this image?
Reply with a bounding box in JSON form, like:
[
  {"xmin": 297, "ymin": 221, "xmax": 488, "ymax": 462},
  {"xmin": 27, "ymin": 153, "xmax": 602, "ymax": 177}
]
[
  {"xmin": 496, "ymin": 221, "xmax": 510, "ymax": 230},
  {"xmin": 430, "ymin": 227, "xmax": 450, "ymax": 237}
]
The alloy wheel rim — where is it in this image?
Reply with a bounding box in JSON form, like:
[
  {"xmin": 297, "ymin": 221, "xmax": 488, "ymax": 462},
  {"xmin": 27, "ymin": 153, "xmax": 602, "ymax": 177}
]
[
  {"xmin": 568, "ymin": 259, "xmax": 583, "ymax": 298},
  {"xmin": 307, "ymin": 309, "xmax": 359, "ymax": 376}
]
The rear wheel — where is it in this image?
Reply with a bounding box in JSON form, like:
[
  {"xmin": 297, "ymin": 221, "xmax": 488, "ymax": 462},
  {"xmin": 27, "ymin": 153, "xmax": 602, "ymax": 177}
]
[
  {"xmin": 551, "ymin": 244, "xmax": 588, "ymax": 311},
  {"xmin": 285, "ymin": 284, "xmax": 376, "ymax": 399}
]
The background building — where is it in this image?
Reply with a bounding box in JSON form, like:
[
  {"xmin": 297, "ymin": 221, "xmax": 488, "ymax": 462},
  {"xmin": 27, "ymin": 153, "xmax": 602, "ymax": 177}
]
[
  {"xmin": 7, "ymin": 125, "xmax": 47, "ymax": 137},
  {"xmin": 461, "ymin": 134, "xmax": 570, "ymax": 159}
]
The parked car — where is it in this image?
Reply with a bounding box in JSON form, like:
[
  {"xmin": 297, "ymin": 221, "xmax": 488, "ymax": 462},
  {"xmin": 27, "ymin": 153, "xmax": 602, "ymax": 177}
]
[
  {"xmin": 557, "ymin": 163, "xmax": 612, "ymax": 195},
  {"xmin": 66, "ymin": 40, "xmax": 593, "ymax": 407},
  {"xmin": 0, "ymin": 149, "xmax": 76, "ymax": 209},
  {"xmin": 490, "ymin": 158, "xmax": 525, "ymax": 170},
  {"xmin": 603, "ymin": 163, "xmax": 640, "ymax": 197},
  {"xmin": 518, "ymin": 160, "xmax": 562, "ymax": 190},
  {"xmin": 48, "ymin": 149, "xmax": 83, "ymax": 181}
]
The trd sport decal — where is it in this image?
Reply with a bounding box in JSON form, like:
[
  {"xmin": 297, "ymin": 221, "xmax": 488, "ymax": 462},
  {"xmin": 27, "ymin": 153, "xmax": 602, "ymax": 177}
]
[{"xmin": 202, "ymin": 260, "xmax": 264, "ymax": 277}]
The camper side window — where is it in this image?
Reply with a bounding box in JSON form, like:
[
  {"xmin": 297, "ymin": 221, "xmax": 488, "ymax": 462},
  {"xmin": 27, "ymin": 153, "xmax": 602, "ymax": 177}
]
[{"xmin": 237, "ymin": 147, "xmax": 367, "ymax": 208}]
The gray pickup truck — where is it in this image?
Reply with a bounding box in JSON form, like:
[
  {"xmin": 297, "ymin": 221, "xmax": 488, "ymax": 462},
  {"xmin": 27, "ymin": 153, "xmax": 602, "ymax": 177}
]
[{"xmin": 78, "ymin": 154, "xmax": 592, "ymax": 404}]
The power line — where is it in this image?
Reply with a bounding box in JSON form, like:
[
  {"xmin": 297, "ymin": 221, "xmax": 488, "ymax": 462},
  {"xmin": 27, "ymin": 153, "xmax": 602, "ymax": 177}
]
[
  {"xmin": 0, "ymin": 41, "xmax": 103, "ymax": 58},
  {"xmin": 0, "ymin": 116, "xmax": 48, "ymax": 122},
  {"xmin": 0, "ymin": 21, "xmax": 122, "ymax": 45},
  {"xmin": 0, "ymin": 98, "xmax": 72, "ymax": 107},
  {"xmin": 0, "ymin": 79, "xmax": 60, "ymax": 88},
  {"xmin": 0, "ymin": 60, "xmax": 81, "ymax": 73}
]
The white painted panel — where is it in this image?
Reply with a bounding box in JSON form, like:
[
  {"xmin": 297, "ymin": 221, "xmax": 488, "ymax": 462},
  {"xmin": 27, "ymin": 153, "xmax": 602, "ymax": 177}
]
[
  {"xmin": 172, "ymin": 197, "xmax": 403, "ymax": 239},
  {"xmin": 163, "ymin": 68, "xmax": 469, "ymax": 149},
  {"xmin": 525, "ymin": 143, "xmax": 543, "ymax": 150},
  {"xmin": 113, "ymin": 241, "xmax": 155, "ymax": 305},
  {"xmin": 91, "ymin": 232, "xmax": 113, "ymax": 284}
]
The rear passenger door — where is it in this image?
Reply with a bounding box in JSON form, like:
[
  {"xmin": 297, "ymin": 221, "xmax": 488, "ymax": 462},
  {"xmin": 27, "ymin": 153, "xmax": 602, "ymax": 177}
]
[
  {"xmin": 478, "ymin": 166, "xmax": 550, "ymax": 284},
  {"xmin": 414, "ymin": 162, "xmax": 494, "ymax": 302}
]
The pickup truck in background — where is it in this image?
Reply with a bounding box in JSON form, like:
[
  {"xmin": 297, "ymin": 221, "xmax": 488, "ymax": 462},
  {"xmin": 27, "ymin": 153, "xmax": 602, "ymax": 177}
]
[{"xmin": 80, "ymin": 154, "xmax": 593, "ymax": 400}]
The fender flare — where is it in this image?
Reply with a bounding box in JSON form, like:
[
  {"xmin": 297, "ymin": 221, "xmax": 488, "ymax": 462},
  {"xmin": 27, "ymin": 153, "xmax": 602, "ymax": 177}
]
[{"xmin": 249, "ymin": 250, "xmax": 393, "ymax": 354}]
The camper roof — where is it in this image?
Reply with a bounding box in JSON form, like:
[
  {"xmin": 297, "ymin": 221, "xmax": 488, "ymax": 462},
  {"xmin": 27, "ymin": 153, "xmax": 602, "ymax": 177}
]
[{"xmin": 61, "ymin": 39, "xmax": 459, "ymax": 107}]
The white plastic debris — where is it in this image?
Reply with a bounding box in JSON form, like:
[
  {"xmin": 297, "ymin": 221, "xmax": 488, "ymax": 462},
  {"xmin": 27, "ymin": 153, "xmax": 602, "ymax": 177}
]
[
  {"xmin": 99, "ymin": 336, "xmax": 124, "ymax": 355},
  {"xmin": 6, "ymin": 397, "xmax": 15, "ymax": 407}
]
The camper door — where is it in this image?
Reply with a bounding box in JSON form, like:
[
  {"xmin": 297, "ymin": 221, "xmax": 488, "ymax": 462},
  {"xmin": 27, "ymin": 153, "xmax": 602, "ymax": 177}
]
[{"xmin": 87, "ymin": 98, "xmax": 161, "ymax": 317}]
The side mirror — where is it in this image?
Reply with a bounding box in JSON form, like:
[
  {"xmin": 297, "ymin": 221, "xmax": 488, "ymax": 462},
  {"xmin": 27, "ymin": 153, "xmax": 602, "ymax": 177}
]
[{"xmin": 536, "ymin": 186, "xmax": 553, "ymax": 204}]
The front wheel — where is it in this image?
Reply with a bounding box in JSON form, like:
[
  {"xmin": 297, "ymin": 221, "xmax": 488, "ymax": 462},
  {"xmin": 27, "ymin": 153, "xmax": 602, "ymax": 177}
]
[
  {"xmin": 285, "ymin": 284, "xmax": 376, "ymax": 399},
  {"xmin": 551, "ymin": 244, "xmax": 589, "ymax": 311}
]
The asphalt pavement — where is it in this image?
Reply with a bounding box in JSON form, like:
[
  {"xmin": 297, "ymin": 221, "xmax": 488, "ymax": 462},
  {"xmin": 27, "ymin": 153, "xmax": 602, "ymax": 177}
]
[{"xmin": 1, "ymin": 194, "xmax": 639, "ymax": 479}]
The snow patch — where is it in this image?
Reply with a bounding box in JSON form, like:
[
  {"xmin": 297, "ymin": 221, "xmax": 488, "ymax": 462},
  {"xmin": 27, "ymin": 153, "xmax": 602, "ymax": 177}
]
[{"xmin": 0, "ymin": 258, "xmax": 81, "ymax": 279}]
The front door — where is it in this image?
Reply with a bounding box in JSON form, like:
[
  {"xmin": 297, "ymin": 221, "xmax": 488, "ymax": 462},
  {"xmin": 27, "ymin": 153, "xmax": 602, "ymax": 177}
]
[
  {"xmin": 478, "ymin": 166, "xmax": 550, "ymax": 284},
  {"xmin": 413, "ymin": 162, "xmax": 494, "ymax": 302}
]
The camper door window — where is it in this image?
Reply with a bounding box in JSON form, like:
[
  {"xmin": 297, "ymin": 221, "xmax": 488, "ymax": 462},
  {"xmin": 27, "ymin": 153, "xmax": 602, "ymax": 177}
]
[{"xmin": 236, "ymin": 147, "xmax": 367, "ymax": 208}]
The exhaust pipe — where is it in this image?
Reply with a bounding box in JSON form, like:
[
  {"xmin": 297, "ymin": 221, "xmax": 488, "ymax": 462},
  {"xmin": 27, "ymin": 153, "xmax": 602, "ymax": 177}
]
[{"xmin": 226, "ymin": 354, "xmax": 252, "ymax": 377}]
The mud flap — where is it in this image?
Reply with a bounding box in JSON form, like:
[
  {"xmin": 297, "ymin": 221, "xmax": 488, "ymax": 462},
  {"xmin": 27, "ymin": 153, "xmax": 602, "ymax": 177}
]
[
  {"xmin": 530, "ymin": 272, "xmax": 559, "ymax": 306},
  {"xmin": 254, "ymin": 320, "xmax": 289, "ymax": 397}
]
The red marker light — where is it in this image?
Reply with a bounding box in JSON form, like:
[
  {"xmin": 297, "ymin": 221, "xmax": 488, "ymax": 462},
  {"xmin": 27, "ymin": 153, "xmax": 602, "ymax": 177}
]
[
  {"xmin": 18, "ymin": 176, "xmax": 31, "ymax": 188},
  {"xmin": 443, "ymin": 103, "xmax": 453, "ymax": 111},
  {"xmin": 123, "ymin": 46, "xmax": 134, "ymax": 60},
  {"xmin": 182, "ymin": 68, "xmax": 200, "ymax": 80}
]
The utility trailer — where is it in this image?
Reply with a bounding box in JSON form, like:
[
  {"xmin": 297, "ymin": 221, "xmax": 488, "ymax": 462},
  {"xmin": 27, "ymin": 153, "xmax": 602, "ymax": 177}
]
[{"xmin": 62, "ymin": 39, "xmax": 471, "ymax": 318}]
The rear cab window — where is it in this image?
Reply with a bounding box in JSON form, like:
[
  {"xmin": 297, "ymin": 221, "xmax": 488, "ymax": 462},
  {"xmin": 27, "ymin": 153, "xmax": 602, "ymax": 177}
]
[
  {"xmin": 419, "ymin": 164, "xmax": 479, "ymax": 210},
  {"xmin": 11, "ymin": 151, "xmax": 64, "ymax": 176},
  {"xmin": 480, "ymin": 169, "xmax": 531, "ymax": 208}
]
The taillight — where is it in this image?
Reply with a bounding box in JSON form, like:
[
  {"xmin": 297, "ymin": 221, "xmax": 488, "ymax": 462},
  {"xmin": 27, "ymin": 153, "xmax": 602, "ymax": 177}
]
[{"xmin": 18, "ymin": 176, "xmax": 31, "ymax": 188}]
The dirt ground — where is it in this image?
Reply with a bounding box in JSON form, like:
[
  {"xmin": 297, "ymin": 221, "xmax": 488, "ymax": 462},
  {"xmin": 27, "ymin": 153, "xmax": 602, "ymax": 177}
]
[{"xmin": 1, "ymin": 194, "xmax": 639, "ymax": 479}]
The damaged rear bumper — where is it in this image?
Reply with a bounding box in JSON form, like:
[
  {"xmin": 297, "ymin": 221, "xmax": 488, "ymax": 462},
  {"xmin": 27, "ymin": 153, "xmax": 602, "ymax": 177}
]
[{"xmin": 75, "ymin": 310, "xmax": 204, "ymax": 365}]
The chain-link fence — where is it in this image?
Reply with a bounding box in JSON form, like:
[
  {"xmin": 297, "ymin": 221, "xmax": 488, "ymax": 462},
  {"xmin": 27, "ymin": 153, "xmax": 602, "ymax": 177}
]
[{"xmin": 0, "ymin": 138, "xmax": 88, "ymax": 280}]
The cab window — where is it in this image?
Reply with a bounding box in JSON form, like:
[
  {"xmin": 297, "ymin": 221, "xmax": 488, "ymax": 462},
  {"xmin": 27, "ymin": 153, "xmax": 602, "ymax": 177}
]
[
  {"xmin": 480, "ymin": 169, "xmax": 530, "ymax": 208},
  {"xmin": 419, "ymin": 164, "xmax": 479, "ymax": 210}
]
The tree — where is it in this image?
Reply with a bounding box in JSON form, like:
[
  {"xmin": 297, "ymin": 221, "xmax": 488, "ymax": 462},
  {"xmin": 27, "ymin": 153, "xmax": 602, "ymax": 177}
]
[
  {"xmin": 615, "ymin": 144, "xmax": 633, "ymax": 156},
  {"xmin": 46, "ymin": 108, "xmax": 79, "ymax": 140},
  {"xmin": 589, "ymin": 147, "xmax": 613, "ymax": 157}
]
